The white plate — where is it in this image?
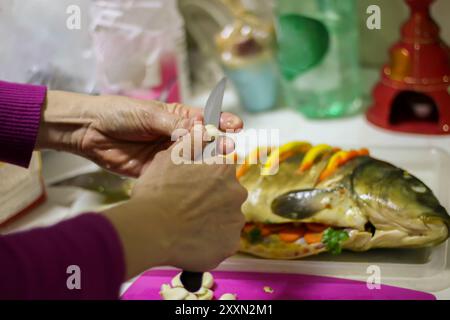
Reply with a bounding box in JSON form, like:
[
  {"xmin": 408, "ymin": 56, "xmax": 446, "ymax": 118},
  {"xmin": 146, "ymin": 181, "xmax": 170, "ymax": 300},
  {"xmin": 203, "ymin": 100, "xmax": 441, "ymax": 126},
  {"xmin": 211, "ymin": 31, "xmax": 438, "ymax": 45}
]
[
  {"xmin": 220, "ymin": 146, "xmax": 450, "ymax": 292},
  {"xmin": 41, "ymin": 151, "xmax": 99, "ymax": 185}
]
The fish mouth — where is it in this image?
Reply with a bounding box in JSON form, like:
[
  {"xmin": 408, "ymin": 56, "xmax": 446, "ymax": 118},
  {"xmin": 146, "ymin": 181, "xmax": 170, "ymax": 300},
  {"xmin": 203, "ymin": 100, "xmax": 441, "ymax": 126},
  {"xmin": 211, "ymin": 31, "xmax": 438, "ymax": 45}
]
[
  {"xmin": 343, "ymin": 223, "xmax": 449, "ymax": 252},
  {"xmin": 346, "ymin": 206, "xmax": 450, "ymax": 251}
]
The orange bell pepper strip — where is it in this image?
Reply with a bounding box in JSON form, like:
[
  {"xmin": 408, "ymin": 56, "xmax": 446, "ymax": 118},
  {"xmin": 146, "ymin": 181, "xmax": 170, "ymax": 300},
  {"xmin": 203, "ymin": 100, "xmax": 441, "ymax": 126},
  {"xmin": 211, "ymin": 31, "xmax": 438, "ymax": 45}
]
[
  {"xmin": 261, "ymin": 142, "xmax": 311, "ymax": 176},
  {"xmin": 242, "ymin": 223, "xmax": 254, "ymax": 233},
  {"xmin": 306, "ymin": 223, "xmax": 329, "ymax": 233},
  {"xmin": 298, "ymin": 144, "xmax": 334, "ymax": 172},
  {"xmin": 319, "ymin": 148, "xmax": 369, "ymax": 181},
  {"xmin": 236, "ymin": 146, "xmax": 272, "ymax": 179}
]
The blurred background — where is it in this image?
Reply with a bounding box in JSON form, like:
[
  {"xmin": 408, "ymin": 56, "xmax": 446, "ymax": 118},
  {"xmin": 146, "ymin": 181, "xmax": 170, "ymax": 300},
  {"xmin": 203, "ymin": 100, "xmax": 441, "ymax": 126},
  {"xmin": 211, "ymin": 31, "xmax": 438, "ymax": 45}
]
[
  {"xmin": 0, "ymin": 1, "xmax": 448, "ymax": 92},
  {"xmin": 1, "ymin": 0, "xmax": 449, "ymax": 118}
]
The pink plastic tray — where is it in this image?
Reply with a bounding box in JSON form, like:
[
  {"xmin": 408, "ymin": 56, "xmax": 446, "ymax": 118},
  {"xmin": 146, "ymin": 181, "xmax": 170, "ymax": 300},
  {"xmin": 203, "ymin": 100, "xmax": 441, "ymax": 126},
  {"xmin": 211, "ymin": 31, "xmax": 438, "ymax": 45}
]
[{"xmin": 121, "ymin": 269, "xmax": 435, "ymax": 300}]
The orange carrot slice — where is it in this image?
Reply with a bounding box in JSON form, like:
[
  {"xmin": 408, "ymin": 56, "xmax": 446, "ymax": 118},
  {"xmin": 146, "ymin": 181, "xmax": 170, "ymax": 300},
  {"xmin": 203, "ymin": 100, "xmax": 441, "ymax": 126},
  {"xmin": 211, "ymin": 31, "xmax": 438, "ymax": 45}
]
[
  {"xmin": 260, "ymin": 226, "xmax": 272, "ymax": 237},
  {"xmin": 279, "ymin": 232, "xmax": 302, "ymax": 243},
  {"xmin": 304, "ymin": 232, "xmax": 324, "ymax": 244},
  {"xmin": 278, "ymin": 226, "xmax": 306, "ymax": 243}
]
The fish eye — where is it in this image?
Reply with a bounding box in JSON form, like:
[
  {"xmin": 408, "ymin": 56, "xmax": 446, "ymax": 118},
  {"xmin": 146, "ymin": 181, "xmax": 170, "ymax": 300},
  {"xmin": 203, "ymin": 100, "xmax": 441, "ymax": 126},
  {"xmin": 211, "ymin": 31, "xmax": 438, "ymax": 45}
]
[
  {"xmin": 406, "ymin": 177, "xmax": 428, "ymax": 193},
  {"xmin": 411, "ymin": 184, "xmax": 427, "ymax": 194}
]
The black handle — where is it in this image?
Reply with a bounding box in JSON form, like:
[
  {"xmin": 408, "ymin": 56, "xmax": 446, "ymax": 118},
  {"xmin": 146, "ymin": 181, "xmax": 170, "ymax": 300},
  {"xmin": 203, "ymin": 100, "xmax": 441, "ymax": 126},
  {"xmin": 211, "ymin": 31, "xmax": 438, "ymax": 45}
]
[{"xmin": 180, "ymin": 271, "xmax": 203, "ymax": 292}]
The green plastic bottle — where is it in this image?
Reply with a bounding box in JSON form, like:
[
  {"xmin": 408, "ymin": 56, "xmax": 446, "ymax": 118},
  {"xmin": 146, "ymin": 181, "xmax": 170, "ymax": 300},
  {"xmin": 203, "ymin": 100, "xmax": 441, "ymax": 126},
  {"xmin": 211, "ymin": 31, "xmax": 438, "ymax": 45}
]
[{"xmin": 276, "ymin": 0, "xmax": 362, "ymax": 118}]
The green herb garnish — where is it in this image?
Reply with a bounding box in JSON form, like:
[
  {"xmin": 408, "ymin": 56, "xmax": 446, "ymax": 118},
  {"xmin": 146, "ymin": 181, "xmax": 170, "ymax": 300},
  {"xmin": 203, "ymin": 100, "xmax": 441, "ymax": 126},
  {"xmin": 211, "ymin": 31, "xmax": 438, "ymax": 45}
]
[
  {"xmin": 322, "ymin": 228, "xmax": 349, "ymax": 255},
  {"xmin": 248, "ymin": 227, "xmax": 263, "ymax": 244}
]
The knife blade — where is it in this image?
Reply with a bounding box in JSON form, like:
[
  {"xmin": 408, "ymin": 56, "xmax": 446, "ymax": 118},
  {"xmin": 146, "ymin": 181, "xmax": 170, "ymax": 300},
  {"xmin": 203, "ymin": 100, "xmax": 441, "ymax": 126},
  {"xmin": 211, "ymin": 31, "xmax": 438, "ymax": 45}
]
[
  {"xmin": 203, "ymin": 77, "xmax": 227, "ymax": 127},
  {"xmin": 179, "ymin": 77, "xmax": 227, "ymax": 293}
]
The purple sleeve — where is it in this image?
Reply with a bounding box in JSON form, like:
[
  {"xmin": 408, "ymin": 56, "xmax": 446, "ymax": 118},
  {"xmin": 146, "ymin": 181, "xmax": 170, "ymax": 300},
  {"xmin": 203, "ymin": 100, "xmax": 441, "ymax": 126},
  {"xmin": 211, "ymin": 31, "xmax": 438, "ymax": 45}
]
[
  {"xmin": 0, "ymin": 80, "xmax": 46, "ymax": 167},
  {"xmin": 0, "ymin": 81, "xmax": 126, "ymax": 299},
  {"xmin": 0, "ymin": 213, "xmax": 126, "ymax": 300}
]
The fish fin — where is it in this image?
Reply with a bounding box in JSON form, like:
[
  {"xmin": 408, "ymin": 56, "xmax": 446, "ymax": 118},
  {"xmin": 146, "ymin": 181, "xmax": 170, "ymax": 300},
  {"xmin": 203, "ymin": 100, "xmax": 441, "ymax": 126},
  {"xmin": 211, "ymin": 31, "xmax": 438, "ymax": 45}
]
[{"xmin": 271, "ymin": 188, "xmax": 340, "ymax": 220}]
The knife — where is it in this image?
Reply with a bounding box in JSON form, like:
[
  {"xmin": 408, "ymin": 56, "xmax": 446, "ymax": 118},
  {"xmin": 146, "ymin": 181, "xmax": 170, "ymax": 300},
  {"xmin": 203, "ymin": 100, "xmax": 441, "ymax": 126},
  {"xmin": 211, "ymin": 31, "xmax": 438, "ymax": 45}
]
[
  {"xmin": 204, "ymin": 77, "xmax": 226, "ymax": 128},
  {"xmin": 180, "ymin": 77, "xmax": 227, "ymax": 293}
]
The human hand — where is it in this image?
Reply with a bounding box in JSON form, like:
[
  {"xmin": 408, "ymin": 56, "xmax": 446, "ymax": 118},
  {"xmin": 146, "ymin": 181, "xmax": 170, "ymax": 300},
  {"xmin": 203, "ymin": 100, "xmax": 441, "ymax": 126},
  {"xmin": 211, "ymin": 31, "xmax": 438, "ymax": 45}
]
[
  {"xmin": 103, "ymin": 137, "xmax": 247, "ymax": 279},
  {"xmin": 36, "ymin": 90, "xmax": 243, "ymax": 177}
]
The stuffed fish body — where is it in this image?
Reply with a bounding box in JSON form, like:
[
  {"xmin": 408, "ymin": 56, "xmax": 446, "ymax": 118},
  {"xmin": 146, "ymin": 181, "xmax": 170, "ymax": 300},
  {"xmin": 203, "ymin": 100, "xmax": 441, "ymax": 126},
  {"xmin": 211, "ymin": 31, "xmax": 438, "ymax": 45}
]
[{"xmin": 238, "ymin": 142, "xmax": 450, "ymax": 259}]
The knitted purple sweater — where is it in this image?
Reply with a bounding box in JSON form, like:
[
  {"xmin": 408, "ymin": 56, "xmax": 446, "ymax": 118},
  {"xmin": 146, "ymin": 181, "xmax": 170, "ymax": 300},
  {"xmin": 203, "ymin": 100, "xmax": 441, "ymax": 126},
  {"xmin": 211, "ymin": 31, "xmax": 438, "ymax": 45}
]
[{"xmin": 0, "ymin": 80, "xmax": 125, "ymax": 299}]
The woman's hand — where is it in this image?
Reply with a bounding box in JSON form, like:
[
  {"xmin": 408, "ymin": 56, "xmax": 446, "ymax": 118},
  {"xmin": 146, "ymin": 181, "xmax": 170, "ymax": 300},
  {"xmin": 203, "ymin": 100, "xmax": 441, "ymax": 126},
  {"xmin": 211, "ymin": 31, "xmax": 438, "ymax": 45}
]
[
  {"xmin": 36, "ymin": 90, "xmax": 243, "ymax": 177},
  {"xmin": 103, "ymin": 139, "xmax": 247, "ymax": 279}
]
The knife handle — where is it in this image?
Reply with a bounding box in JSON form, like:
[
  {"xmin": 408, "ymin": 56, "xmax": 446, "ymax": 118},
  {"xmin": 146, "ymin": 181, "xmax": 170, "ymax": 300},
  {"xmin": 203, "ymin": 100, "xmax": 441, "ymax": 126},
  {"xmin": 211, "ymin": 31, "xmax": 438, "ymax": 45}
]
[{"xmin": 180, "ymin": 271, "xmax": 203, "ymax": 293}]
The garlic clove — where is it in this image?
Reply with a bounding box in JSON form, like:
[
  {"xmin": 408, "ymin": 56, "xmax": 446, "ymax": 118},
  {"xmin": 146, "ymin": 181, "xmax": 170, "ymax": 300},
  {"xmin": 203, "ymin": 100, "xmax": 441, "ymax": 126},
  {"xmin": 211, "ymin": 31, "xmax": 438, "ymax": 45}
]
[
  {"xmin": 197, "ymin": 288, "xmax": 214, "ymax": 300},
  {"xmin": 171, "ymin": 272, "xmax": 183, "ymax": 288},
  {"xmin": 185, "ymin": 293, "xmax": 198, "ymax": 300},
  {"xmin": 219, "ymin": 293, "xmax": 237, "ymax": 300},
  {"xmin": 161, "ymin": 287, "xmax": 189, "ymax": 300},
  {"xmin": 194, "ymin": 287, "xmax": 207, "ymax": 295},
  {"xmin": 160, "ymin": 283, "xmax": 171, "ymax": 293},
  {"xmin": 201, "ymin": 272, "xmax": 214, "ymax": 289},
  {"xmin": 162, "ymin": 271, "xmax": 215, "ymax": 300},
  {"xmin": 205, "ymin": 124, "xmax": 222, "ymax": 141},
  {"xmin": 263, "ymin": 286, "xmax": 274, "ymax": 294}
]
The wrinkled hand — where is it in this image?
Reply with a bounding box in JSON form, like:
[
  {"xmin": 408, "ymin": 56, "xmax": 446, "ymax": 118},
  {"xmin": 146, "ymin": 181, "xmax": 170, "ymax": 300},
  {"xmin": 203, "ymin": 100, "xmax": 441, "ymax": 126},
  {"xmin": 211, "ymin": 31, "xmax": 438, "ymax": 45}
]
[
  {"xmin": 104, "ymin": 138, "xmax": 247, "ymax": 278},
  {"xmin": 36, "ymin": 90, "xmax": 243, "ymax": 177}
]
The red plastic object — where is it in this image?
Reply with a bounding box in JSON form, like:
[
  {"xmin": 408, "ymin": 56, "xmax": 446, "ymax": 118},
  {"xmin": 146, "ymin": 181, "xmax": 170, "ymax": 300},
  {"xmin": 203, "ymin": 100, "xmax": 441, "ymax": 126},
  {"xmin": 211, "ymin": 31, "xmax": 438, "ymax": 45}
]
[{"xmin": 366, "ymin": 0, "xmax": 450, "ymax": 135}]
